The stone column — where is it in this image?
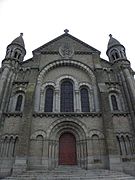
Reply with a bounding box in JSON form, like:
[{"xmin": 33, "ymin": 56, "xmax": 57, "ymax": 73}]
[
  {"xmin": 54, "ymin": 90, "xmax": 60, "ymax": 112},
  {"xmin": 75, "ymin": 90, "xmax": 80, "ymax": 112},
  {"xmin": 42, "ymin": 139, "xmax": 49, "ymax": 169},
  {"xmin": 40, "ymin": 90, "xmax": 44, "ymax": 112}
]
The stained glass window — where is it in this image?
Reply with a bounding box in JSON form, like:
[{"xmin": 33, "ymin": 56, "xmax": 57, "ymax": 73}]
[
  {"xmin": 60, "ymin": 80, "xmax": 74, "ymax": 112},
  {"xmin": 80, "ymin": 87, "xmax": 90, "ymax": 112},
  {"xmin": 15, "ymin": 95, "xmax": 23, "ymax": 111},
  {"xmin": 44, "ymin": 87, "xmax": 53, "ymax": 112},
  {"xmin": 111, "ymin": 95, "xmax": 118, "ymax": 111}
]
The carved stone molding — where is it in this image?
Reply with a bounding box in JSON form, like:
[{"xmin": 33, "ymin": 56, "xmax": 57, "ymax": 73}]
[{"xmin": 33, "ymin": 112, "xmax": 102, "ymax": 118}]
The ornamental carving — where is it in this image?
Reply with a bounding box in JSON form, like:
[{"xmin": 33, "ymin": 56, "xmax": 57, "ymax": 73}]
[{"xmin": 59, "ymin": 43, "xmax": 74, "ymax": 58}]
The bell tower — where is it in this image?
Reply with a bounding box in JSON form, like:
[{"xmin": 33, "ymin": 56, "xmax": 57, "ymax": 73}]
[
  {"xmin": 5, "ymin": 33, "xmax": 26, "ymax": 62},
  {"xmin": 0, "ymin": 33, "xmax": 26, "ymax": 113},
  {"xmin": 106, "ymin": 34, "xmax": 127, "ymax": 62}
]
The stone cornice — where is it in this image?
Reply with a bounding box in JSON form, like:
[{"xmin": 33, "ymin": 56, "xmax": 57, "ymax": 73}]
[
  {"xmin": 3, "ymin": 112, "xmax": 23, "ymax": 117},
  {"xmin": 13, "ymin": 81, "xmax": 29, "ymax": 85},
  {"xmin": 112, "ymin": 112, "xmax": 129, "ymax": 117},
  {"xmin": 33, "ymin": 112, "xmax": 102, "ymax": 118},
  {"xmin": 106, "ymin": 82, "xmax": 120, "ymax": 85},
  {"xmin": 41, "ymin": 51, "xmax": 93, "ymax": 55}
]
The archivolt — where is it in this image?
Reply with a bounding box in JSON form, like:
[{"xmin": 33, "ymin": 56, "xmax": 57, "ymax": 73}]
[
  {"xmin": 37, "ymin": 59, "xmax": 96, "ymax": 84},
  {"xmin": 46, "ymin": 118, "xmax": 88, "ymax": 140},
  {"xmin": 89, "ymin": 129, "xmax": 105, "ymax": 138},
  {"xmin": 30, "ymin": 130, "xmax": 46, "ymax": 140}
]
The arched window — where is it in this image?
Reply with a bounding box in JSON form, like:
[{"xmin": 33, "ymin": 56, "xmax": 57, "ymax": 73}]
[
  {"xmin": 111, "ymin": 95, "xmax": 119, "ymax": 111},
  {"xmin": 18, "ymin": 54, "xmax": 21, "ymax": 59},
  {"xmin": 111, "ymin": 50, "xmax": 119, "ymax": 60},
  {"xmin": 44, "ymin": 86, "xmax": 54, "ymax": 112},
  {"xmin": 60, "ymin": 80, "xmax": 74, "ymax": 112},
  {"xmin": 15, "ymin": 95, "xmax": 23, "ymax": 111},
  {"xmin": 14, "ymin": 52, "xmax": 18, "ymax": 58},
  {"xmin": 80, "ymin": 87, "xmax": 90, "ymax": 112}
]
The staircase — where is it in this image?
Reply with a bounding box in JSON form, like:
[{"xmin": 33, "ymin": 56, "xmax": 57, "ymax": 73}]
[{"xmin": 1, "ymin": 166, "xmax": 135, "ymax": 180}]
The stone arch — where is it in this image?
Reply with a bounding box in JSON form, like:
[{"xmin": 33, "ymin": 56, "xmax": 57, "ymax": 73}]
[
  {"xmin": 79, "ymin": 83, "xmax": 95, "ymax": 112},
  {"xmin": 89, "ymin": 129, "xmax": 104, "ymax": 163},
  {"xmin": 8, "ymin": 90, "xmax": 25, "ymax": 112},
  {"xmin": 34, "ymin": 60, "xmax": 100, "ymax": 112},
  {"xmin": 89, "ymin": 129, "xmax": 104, "ymax": 139},
  {"xmin": 116, "ymin": 132, "xmax": 134, "ymax": 156},
  {"xmin": 0, "ymin": 134, "xmax": 19, "ymax": 157},
  {"xmin": 37, "ymin": 59, "xmax": 96, "ymax": 84},
  {"xmin": 30, "ymin": 130, "xmax": 46, "ymax": 140},
  {"xmin": 55, "ymin": 75, "xmax": 79, "ymax": 90},
  {"xmin": 108, "ymin": 89, "xmax": 124, "ymax": 111},
  {"xmin": 47, "ymin": 117, "xmax": 88, "ymax": 139},
  {"xmin": 47, "ymin": 118, "xmax": 88, "ymax": 169},
  {"xmin": 40, "ymin": 83, "xmax": 55, "ymax": 112}
]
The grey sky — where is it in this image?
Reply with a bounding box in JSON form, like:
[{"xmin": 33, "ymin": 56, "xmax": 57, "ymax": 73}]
[{"xmin": 0, "ymin": 0, "xmax": 135, "ymax": 70}]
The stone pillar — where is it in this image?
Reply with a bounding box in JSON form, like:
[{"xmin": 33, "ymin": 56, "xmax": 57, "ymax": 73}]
[
  {"xmin": 0, "ymin": 71, "xmax": 13, "ymax": 112},
  {"xmin": 13, "ymin": 83, "xmax": 35, "ymax": 175},
  {"xmin": 34, "ymin": 82, "xmax": 41, "ymax": 112},
  {"xmin": 0, "ymin": 139, "xmax": 4, "ymax": 156},
  {"xmin": 93, "ymin": 85, "xmax": 100, "ymax": 112},
  {"xmin": 99, "ymin": 83, "xmax": 122, "ymax": 171},
  {"xmin": 42, "ymin": 139, "xmax": 49, "ymax": 169},
  {"xmin": 124, "ymin": 69, "xmax": 135, "ymax": 98},
  {"xmin": 118, "ymin": 69, "xmax": 135, "ymax": 134},
  {"xmin": 87, "ymin": 138, "xmax": 93, "ymax": 169},
  {"xmin": 123, "ymin": 68, "xmax": 135, "ymax": 111},
  {"xmin": 0, "ymin": 67, "xmax": 10, "ymax": 111}
]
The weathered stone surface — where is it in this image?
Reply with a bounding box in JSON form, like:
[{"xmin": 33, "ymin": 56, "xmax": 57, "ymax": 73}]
[{"xmin": 0, "ymin": 32, "xmax": 135, "ymax": 178}]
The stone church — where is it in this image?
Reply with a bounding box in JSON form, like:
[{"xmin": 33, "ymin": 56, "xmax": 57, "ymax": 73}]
[{"xmin": 0, "ymin": 30, "xmax": 135, "ymax": 178}]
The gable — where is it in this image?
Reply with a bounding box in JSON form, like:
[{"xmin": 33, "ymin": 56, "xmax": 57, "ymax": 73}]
[{"xmin": 33, "ymin": 33, "xmax": 100, "ymax": 55}]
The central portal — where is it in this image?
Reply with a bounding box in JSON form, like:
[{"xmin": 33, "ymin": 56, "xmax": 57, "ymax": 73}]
[{"xmin": 59, "ymin": 132, "xmax": 77, "ymax": 165}]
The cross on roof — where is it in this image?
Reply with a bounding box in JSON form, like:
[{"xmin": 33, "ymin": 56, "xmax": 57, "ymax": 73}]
[{"xmin": 64, "ymin": 29, "xmax": 69, "ymax": 34}]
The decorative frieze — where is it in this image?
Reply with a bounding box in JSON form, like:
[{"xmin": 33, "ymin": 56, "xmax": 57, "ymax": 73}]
[
  {"xmin": 112, "ymin": 112, "xmax": 129, "ymax": 117},
  {"xmin": 33, "ymin": 112, "xmax": 102, "ymax": 118},
  {"xmin": 3, "ymin": 112, "xmax": 23, "ymax": 117}
]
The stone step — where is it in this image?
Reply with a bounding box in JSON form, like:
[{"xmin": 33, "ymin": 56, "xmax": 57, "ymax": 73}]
[{"xmin": 1, "ymin": 168, "xmax": 135, "ymax": 180}]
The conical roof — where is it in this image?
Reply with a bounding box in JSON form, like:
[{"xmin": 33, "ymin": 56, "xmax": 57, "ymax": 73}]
[
  {"xmin": 107, "ymin": 34, "xmax": 121, "ymax": 50},
  {"xmin": 11, "ymin": 33, "xmax": 25, "ymax": 48}
]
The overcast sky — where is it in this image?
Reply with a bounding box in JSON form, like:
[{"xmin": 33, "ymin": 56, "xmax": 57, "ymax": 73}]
[{"xmin": 0, "ymin": 0, "xmax": 135, "ymax": 70}]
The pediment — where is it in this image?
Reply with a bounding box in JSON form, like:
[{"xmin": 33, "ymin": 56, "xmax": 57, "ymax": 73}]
[{"xmin": 33, "ymin": 33, "xmax": 100, "ymax": 55}]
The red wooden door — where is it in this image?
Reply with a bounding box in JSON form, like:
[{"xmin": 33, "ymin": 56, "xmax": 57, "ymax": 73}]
[{"xmin": 59, "ymin": 133, "xmax": 77, "ymax": 165}]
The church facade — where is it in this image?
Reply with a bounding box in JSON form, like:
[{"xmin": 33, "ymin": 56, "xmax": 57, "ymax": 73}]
[{"xmin": 0, "ymin": 30, "xmax": 135, "ymax": 178}]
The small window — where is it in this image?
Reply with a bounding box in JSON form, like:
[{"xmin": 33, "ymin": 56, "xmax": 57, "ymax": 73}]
[
  {"xmin": 44, "ymin": 87, "xmax": 54, "ymax": 112},
  {"xmin": 80, "ymin": 87, "xmax": 90, "ymax": 112},
  {"xmin": 111, "ymin": 95, "xmax": 119, "ymax": 111},
  {"xmin": 15, "ymin": 95, "xmax": 23, "ymax": 111},
  {"xmin": 111, "ymin": 50, "xmax": 119, "ymax": 60},
  {"xmin": 60, "ymin": 80, "xmax": 74, "ymax": 112},
  {"xmin": 18, "ymin": 54, "xmax": 21, "ymax": 59},
  {"xmin": 14, "ymin": 52, "xmax": 18, "ymax": 58}
]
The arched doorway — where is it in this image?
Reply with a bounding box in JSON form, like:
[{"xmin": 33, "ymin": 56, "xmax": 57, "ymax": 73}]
[{"xmin": 59, "ymin": 132, "xmax": 77, "ymax": 165}]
